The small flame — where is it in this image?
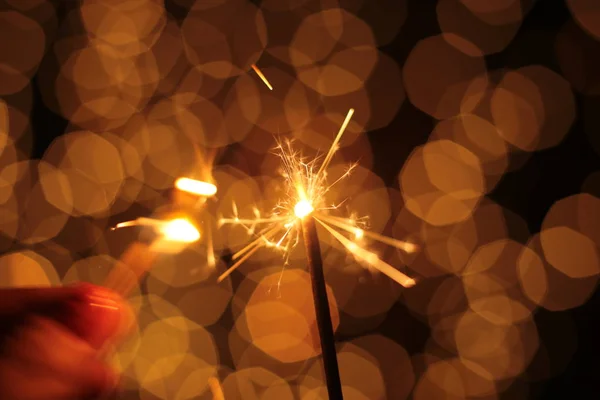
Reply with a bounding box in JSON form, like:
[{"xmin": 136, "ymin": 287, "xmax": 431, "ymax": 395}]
[
  {"xmin": 112, "ymin": 217, "xmax": 201, "ymax": 244},
  {"xmin": 160, "ymin": 218, "xmax": 201, "ymax": 243}
]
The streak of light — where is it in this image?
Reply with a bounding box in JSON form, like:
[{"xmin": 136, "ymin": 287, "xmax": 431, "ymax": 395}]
[
  {"xmin": 251, "ymin": 64, "xmax": 273, "ymax": 90},
  {"xmin": 175, "ymin": 177, "xmax": 217, "ymax": 197}
]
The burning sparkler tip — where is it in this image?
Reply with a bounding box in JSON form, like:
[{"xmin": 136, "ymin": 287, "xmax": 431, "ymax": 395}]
[
  {"xmin": 294, "ymin": 200, "xmax": 314, "ymax": 219},
  {"xmin": 160, "ymin": 218, "xmax": 201, "ymax": 243}
]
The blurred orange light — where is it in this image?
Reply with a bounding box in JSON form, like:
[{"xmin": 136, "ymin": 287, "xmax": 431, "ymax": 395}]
[
  {"xmin": 159, "ymin": 218, "xmax": 201, "ymax": 243},
  {"xmin": 175, "ymin": 177, "xmax": 217, "ymax": 197}
]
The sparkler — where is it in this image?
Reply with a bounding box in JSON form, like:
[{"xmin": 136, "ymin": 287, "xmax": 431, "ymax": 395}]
[
  {"xmin": 218, "ymin": 108, "xmax": 418, "ymax": 399},
  {"xmin": 97, "ymin": 178, "xmax": 213, "ymax": 373},
  {"xmin": 105, "ymin": 177, "xmax": 215, "ymax": 297},
  {"xmin": 105, "ymin": 216, "xmax": 201, "ymax": 295},
  {"xmin": 217, "ymin": 108, "xmax": 417, "ymax": 287},
  {"xmin": 96, "ymin": 216, "xmax": 201, "ymax": 364}
]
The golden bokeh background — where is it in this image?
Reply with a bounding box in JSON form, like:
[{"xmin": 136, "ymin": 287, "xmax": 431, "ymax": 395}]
[{"xmin": 1, "ymin": 0, "xmax": 600, "ymax": 398}]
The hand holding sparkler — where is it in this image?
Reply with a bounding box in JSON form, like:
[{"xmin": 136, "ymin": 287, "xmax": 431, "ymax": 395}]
[{"xmin": 0, "ymin": 284, "xmax": 132, "ymax": 400}]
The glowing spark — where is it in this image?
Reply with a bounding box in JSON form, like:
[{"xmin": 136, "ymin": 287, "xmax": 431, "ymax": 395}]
[
  {"xmin": 112, "ymin": 217, "xmax": 158, "ymax": 230},
  {"xmin": 251, "ymin": 64, "xmax": 273, "ymax": 90},
  {"xmin": 316, "ymin": 108, "xmax": 355, "ymax": 179},
  {"xmin": 218, "ymin": 108, "xmax": 417, "ymax": 287},
  {"xmin": 175, "ymin": 177, "xmax": 217, "ymax": 197},
  {"xmin": 218, "ymin": 216, "xmax": 288, "ymax": 226},
  {"xmin": 206, "ymin": 222, "xmax": 216, "ymax": 268},
  {"xmin": 318, "ymin": 214, "xmax": 417, "ymax": 253},
  {"xmin": 219, "ymin": 243, "xmax": 262, "ymax": 282},
  {"xmin": 316, "ymin": 217, "xmax": 415, "ymax": 288}
]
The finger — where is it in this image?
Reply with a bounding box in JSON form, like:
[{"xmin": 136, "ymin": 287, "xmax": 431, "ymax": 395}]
[
  {"xmin": 9, "ymin": 317, "xmax": 117, "ymax": 396},
  {"xmin": 77, "ymin": 356, "xmax": 119, "ymax": 399},
  {"xmin": 0, "ymin": 286, "xmax": 82, "ymax": 316},
  {"xmin": 64, "ymin": 283, "xmax": 133, "ymax": 348},
  {"xmin": 0, "ymin": 283, "xmax": 133, "ymax": 348},
  {"xmin": 9, "ymin": 316, "xmax": 94, "ymax": 372}
]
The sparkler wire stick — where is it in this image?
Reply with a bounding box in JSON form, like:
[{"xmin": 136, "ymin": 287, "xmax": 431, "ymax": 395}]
[{"xmin": 301, "ymin": 216, "xmax": 344, "ymax": 400}]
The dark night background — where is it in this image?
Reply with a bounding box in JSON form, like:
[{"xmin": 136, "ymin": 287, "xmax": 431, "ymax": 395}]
[{"xmin": 16, "ymin": 0, "xmax": 600, "ymax": 398}]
